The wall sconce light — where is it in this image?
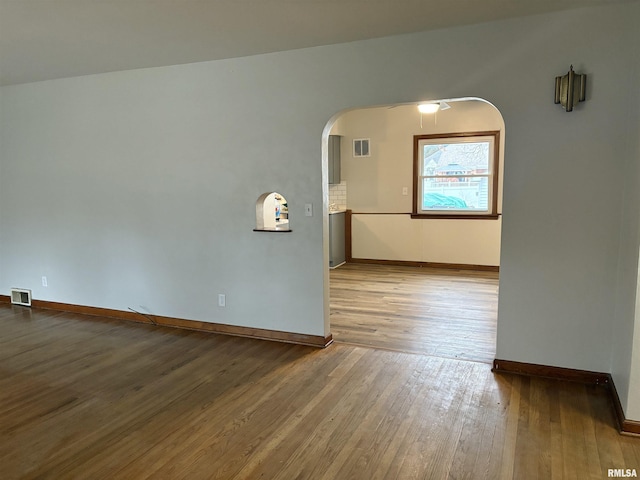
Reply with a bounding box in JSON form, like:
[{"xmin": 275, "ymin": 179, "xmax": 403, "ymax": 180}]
[{"xmin": 554, "ymin": 65, "xmax": 586, "ymax": 112}]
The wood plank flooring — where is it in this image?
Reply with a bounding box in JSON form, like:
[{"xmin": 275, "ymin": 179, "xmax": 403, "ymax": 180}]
[
  {"xmin": 1, "ymin": 303, "xmax": 639, "ymax": 479},
  {"xmin": 330, "ymin": 263, "xmax": 499, "ymax": 363}
]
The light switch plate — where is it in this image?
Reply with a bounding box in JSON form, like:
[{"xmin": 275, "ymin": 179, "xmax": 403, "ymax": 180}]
[{"xmin": 305, "ymin": 203, "xmax": 313, "ymax": 216}]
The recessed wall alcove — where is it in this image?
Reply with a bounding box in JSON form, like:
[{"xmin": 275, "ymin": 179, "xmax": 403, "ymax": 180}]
[{"xmin": 254, "ymin": 192, "xmax": 291, "ymax": 232}]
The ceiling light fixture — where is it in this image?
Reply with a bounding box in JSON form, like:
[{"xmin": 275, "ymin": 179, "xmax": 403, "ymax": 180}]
[
  {"xmin": 418, "ymin": 103, "xmax": 440, "ymax": 114},
  {"xmin": 417, "ymin": 101, "xmax": 451, "ymax": 114},
  {"xmin": 417, "ymin": 101, "xmax": 450, "ymax": 128}
]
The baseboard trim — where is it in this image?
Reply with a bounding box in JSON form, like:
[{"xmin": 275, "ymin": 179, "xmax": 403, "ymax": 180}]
[
  {"xmin": 492, "ymin": 359, "xmax": 610, "ymax": 384},
  {"xmin": 350, "ymin": 258, "xmax": 499, "ymax": 272},
  {"xmin": 493, "ymin": 358, "xmax": 640, "ymax": 436},
  {"xmin": 607, "ymin": 373, "xmax": 640, "ymax": 436},
  {"xmin": 1, "ymin": 295, "xmax": 332, "ymax": 348},
  {"xmin": 622, "ymin": 419, "xmax": 640, "ymax": 436}
]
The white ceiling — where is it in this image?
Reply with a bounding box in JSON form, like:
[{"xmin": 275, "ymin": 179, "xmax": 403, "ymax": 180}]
[{"xmin": 0, "ymin": 0, "xmax": 636, "ymax": 86}]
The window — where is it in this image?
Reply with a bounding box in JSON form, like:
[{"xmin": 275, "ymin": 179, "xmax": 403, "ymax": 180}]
[{"xmin": 412, "ymin": 131, "xmax": 500, "ymax": 219}]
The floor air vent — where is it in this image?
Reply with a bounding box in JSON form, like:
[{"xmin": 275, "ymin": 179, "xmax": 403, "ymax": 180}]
[{"xmin": 11, "ymin": 288, "xmax": 32, "ymax": 306}]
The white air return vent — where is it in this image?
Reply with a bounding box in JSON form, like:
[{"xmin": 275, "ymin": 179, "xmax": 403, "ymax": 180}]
[
  {"xmin": 353, "ymin": 138, "xmax": 370, "ymax": 158},
  {"xmin": 10, "ymin": 288, "xmax": 32, "ymax": 306}
]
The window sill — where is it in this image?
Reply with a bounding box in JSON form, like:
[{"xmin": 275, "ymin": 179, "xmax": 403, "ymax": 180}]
[{"xmin": 410, "ymin": 213, "xmax": 500, "ymax": 220}]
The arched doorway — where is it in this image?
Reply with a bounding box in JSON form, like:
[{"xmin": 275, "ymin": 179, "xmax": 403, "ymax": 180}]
[{"xmin": 324, "ymin": 98, "xmax": 505, "ymax": 363}]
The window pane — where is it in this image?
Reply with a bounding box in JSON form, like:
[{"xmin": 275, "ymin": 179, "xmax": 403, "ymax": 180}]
[
  {"xmin": 414, "ymin": 132, "xmax": 498, "ymax": 217},
  {"xmin": 422, "ymin": 176, "xmax": 489, "ymax": 211},
  {"xmin": 422, "ymin": 142, "xmax": 490, "ymax": 175}
]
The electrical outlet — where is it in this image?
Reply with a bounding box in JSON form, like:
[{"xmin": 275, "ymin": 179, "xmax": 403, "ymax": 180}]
[
  {"xmin": 218, "ymin": 294, "xmax": 226, "ymax": 307},
  {"xmin": 42, "ymin": 276, "xmax": 48, "ymax": 287}
]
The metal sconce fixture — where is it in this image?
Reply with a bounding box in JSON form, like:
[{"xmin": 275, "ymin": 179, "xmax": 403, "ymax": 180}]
[{"xmin": 554, "ymin": 65, "xmax": 586, "ymax": 112}]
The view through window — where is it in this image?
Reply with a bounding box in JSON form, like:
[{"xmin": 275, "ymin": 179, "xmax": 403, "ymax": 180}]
[{"xmin": 413, "ymin": 131, "xmax": 500, "ymax": 218}]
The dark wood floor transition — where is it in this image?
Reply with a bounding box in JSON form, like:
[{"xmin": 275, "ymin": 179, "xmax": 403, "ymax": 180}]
[
  {"xmin": 1, "ymin": 301, "xmax": 639, "ymax": 479},
  {"xmin": 330, "ymin": 263, "xmax": 498, "ymax": 363}
]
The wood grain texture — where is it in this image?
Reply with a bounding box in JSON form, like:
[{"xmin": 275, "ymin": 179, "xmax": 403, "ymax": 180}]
[
  {"xmin": 493, "ymin": 359, "xmax": 640, "ymax": 437},
  {"xmin": 345, "ymin": 209, "xmax": 352, "ymax": 263},
  {"xmin": 623, "ymin": 420, "xmax": 640, "ymax": 436},
  {"xmin": 492, "ymin": 359, "xmax": 611, "ymax": 385},
  {"xmin": 330, "ymin": 263, "xmax": 499, "ymax": 363},
  {"xmin": 1, "ymin": 303, "xmax": 638, "ymax": 479},
  {"xmin": 23, "ymin": 298, "xmax": 331, "ymax": 347},
  {"xmin": 349, "ymin": 258, "xmax": 500, "ymax": 272}
]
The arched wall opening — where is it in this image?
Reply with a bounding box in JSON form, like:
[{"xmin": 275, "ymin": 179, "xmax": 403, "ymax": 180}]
[
  {"xmin": 322, "ymin": 97, "xmax": 505, "ymax": 362},
  {"xmin": 254, "ymin": 192, "xmax": 291, "ymax": 232}
]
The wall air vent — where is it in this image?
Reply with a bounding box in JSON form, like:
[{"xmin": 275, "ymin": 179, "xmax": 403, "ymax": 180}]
[
  {"xmin": 10, "ymin": 288, "xmax": 32, "ymax": 307},
  {"xmin": 353, "ymin": 138, "xmax": 370, "ymax": 158}
]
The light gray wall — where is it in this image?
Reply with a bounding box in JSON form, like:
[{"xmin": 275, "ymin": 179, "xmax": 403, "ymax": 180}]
[
  {"xmin": 492, "ymin": 5, "xmax": 639, "ymax": 420},
  {"xmin": 611, "ymin": 44, "xmax": 640, "ymax": 419},
  {"xmin": 617, "ymin": 49, "xmax": 640, "ymax": 420},
  {"xmin": 1, "ymin": 4, "xmax": 639, "ymax": 416},
  {"xmin": 632, "ymin": 71, "xmax": 640, "ymax": 420}
]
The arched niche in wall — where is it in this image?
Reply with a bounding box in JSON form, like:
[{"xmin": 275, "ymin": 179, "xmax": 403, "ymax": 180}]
[{"xmin": 254, "ymin": 192, "xmax": 291, "ymax": 232}]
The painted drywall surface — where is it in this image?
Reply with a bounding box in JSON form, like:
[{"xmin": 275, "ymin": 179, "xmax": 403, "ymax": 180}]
[
  {"xmin": 621, "ymin": 56, "xmax": 640, "ymax": 421},
  {"xmin": 0, "ymin": 90, "xmax": 3, "ymax": 291},
  {"xmin": 352, "ymin": 215, "xmax": 501, "ymax": 265},
  {"xmin": 0, "ymin": 68, "xmax": 330, "ymax": 336},
  {"xmin": 490, "ymin": 4, "xmax": 637, "ymax": 381},
  {"xmin": 628, "ymin": 265, "xmax": 640, "ymax": 420},
  {"xmin": 630, "ymin": 81, "xmax": 640, "ymax": 421},
  {"xmin": 610, "ymin": 40, "xmax": 640, "ymax": 419},
  {"xmin": 1, "ymin": 4, "xmax": 639, "ymax": 416},
  {"xmin": 336, "ymin": 102, "xmax": 503, "ymax": 265}
]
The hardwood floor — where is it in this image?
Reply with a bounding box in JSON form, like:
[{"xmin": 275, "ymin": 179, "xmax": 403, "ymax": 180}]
[
  {"xmin": 1, "ymin": 303, "xmax": 639, "ymax": 479},
  {"xmin": 330, "ymin": 263, "xmax": 499, "ymax": 363}
]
